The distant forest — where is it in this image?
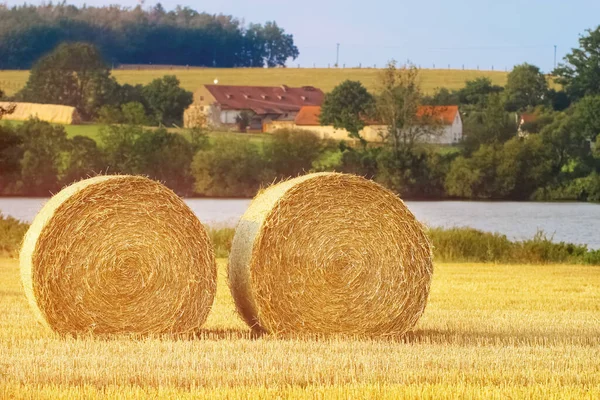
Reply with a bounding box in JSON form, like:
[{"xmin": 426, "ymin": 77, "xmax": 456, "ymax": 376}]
[{"xmin": 0, "ymin": 3, "xmax": 299, "ymax": 69}]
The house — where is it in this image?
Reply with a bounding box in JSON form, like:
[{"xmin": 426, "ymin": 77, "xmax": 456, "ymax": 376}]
[
  {"xmin": 265, "ymin": 105, "xmax": 463, "ymax": 144},
  {"xmin": 0, "ymin": 102, "xmax": 81, "ymax": 124},
  {"xmin": 416, "ymin": 105, "xmax": 462, "ymax": 144},
  {"xmin": 183, "ymin": 84, "xmax": 324, "ymax": 131}
]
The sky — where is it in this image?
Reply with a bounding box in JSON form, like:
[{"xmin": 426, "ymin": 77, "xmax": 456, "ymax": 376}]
[{"xmin": 4, "ymin": 0, "xmax": 600, "ymax": 72}]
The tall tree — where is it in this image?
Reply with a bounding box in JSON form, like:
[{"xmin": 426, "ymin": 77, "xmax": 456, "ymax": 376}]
[
  {"xmin": 457, "ymin": 77, "xmax": 504, "ymax": 107},
  {"xmin": 0, "ymin": 124, "xmax": 23, "ymax": 194},
  {"xmin": 142, "ymin": 75, "xmax": 193, "ymax": 127},
  {"xmin": 18, "ymin": 42, "xmax": 117, "ymax": 119},
  {"xmin": 17, "ymin": 119, "xmax": 70, "ymax": 195},
  {"xmin": 503, "ymin": 63, "xmax": 549, "ymax": 111},
  {"xmin": 261, "ymin": 22, "xmax": 299, "ymax": 67},
  {"xmin": 375, "ymin": 61, "xmax": 442, "ymax": 154},
  {"xmin": 0, "ymin": 4, "xmax": 300, "ymax": 69},
  {"xmin": 554, "ymin": 26, "xmax": 600, "ymax": 101},
  {"xmin": 320, "ymin": 80, "xmax": 374, "ymax": 145}
]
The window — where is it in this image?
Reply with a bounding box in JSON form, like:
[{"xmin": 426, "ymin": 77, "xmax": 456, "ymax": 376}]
[{"xmin": 200, "ymin": 96, "xmax": 204, "ymax": 101}]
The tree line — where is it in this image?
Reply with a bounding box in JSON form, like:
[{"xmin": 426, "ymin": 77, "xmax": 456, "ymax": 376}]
[
  {"xmin": 2, "ymin": 26, "xmax": 600, "ymax": 201},
  {"xmin": 6, "ymin": 42, "xmax": 193, "ymax": 124},
  {"xmin": 0, "ymin": 3, "xmax": 299, "ymax": 69}
]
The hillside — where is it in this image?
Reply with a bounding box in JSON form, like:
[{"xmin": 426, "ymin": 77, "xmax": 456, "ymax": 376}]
[{"xmin": 0, "ymin": 68, "xmax": 509, "ymax": 97}]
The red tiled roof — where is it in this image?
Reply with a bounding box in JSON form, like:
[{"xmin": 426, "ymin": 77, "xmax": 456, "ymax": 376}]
[
  {"xmin": 204, "ymin": 85, "xmax": 324, "ymax": 115},
  {"xmin": 416, "ymin": 105, "xmax": 459, "ymax": 125},
  {"xmin": 520, "ymin": 113, "xmax": 537, "ymax": 123},
  {"xmin": 295, "ymin": 105, "xmax": 322, "ymax": 125},
  {"xmin": 295, "ymin": 105, "xmax": 459, "ymax": 126}
]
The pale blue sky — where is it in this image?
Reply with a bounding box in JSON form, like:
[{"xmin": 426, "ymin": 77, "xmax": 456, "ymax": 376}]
[{"xmin": 5, "ymin": 0, "xmax": 599, "ymax": 71}]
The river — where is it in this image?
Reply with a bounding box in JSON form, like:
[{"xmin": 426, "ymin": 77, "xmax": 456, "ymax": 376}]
[{"xmin": 1, "ymin": 198, "xmax": 600, "ymax": 249}]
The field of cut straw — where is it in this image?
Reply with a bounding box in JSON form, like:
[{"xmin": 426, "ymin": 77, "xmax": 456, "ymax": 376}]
[
  {"xmin": 0, "ymin": 68, "xmax": 509, "ymax": 96},
  {"xmin": 1, "ymin": 257, "xmax": 599, "ymax": 399}
]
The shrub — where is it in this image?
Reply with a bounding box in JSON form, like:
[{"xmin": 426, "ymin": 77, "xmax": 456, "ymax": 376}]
[
  {"xmin": 192, "ymin": 137, "xmax": 273, "ymax": 197},
  {"xmin": 206, "ymin": 226, "xmax": 236, "ymax": 258},
  {"xmin": 0, "ymin": 214, "xmax": 28, "ymax": 256},
  {"xmin": 264, "ymin": 129, "xmax": 327, "ymax": 178}
]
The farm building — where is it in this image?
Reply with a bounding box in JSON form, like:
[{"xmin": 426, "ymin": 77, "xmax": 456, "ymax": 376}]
[
  {"xmin": 266, "ymin": 105, "xmax": 463, "ymax": 144},
  {"xmin": 183, "ymin": 84, "xmax": 325, "ymax": 130},
  {"xmin": 0, "ymin": 102, "xmax": 81, "ymax": 124}
]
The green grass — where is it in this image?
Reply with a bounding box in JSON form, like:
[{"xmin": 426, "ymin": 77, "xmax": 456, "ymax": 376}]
[
  {"xmin": 0, "ymin": 68, "xmax": 510, "ymax": 97},
  {"xmin": 0, "ymin": 120, "xmax": 271, "ymax": 145}
]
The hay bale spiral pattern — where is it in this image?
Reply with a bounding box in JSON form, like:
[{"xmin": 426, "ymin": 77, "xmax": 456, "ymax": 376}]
[
  {"xmin": 20, "ymin": 175, "xmax": 216, "ymax": 335},
  {"xmin": 229, "ymin": 173, "xmax": 433, "ymax": 336}
]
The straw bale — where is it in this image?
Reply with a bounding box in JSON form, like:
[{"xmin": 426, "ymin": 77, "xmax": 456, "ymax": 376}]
[
  {"xmin": 20, "ymin": 175, "xmax": 216, "ymax": 335},
  {"xmin": 0, "ymin": 102, "xmax": 81, "ymax": 124},
  {"xmin": 229, "ymin": 173, "xmax": 433, "ymax": 336}
]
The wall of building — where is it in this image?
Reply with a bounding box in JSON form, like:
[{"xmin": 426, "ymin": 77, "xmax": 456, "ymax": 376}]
[
  {"xmin": 220, "ymin": 110, "xmax": 241, "ymax": 124},
  {"xmin": 265, "ymin": 121, "xmax": 387, "ymax": 142}
]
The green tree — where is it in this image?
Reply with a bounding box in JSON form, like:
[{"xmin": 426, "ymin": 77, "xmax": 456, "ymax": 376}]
[
  {"xmin": 445, "ymin": 145, "xmax": 502, "ymax": 199},
  {"xmin": 0, "ymin": 124, "xmax": 23, "ymax": 194},
  {"xmin": 444, "ymin": 155, "xmax": 482, "ymax": 198},
  {"xmin": 261, "ymin": 21, "xmax": 300, "ymax": 67},
  {"xmin": 376, "ymin": 148, "xmax": 451, "ymax": 198},
  {"xmin": 320, "ymin": 80, "xmax": 374, "ymax": 145},
  {"xmin": 503, "ymin": 63, "xmax": 549, "ymax": 112},
  {"xmin": 264, "ymin": 129, "xmax": 326, "ymax": 178},
  {"xmin": 539, "ymin": 113, "xmax": 588, "ymax": 175},
  {"xmin": 462, "ymin": 94, "xmax": 517, "ymax": 152},
  {"xmin": 422, "ymin": 87, "xmax": 460, "ymax": 106},
  {"xmin": 191, "ymin": 138, "xmax": 272, "ymax": 197},
  {"xmin": 554, "ymin": 26, "xmax": 600, "ymax": 100},
  {"xmin": 142, "ymin": 75, "xmax": 193, "ymax": 127},
  {"xmin": 457, "ymin": 77, "xmax": 504, "ymax": 107},
  {"xmin": 375, "ymin": 61, "xmax": 438, "ymax": 153},
  {"xmin": 62, "ymin": 136, "xmax": 104, "ymax": 185},
  {"xmin": 100, "ymin": 124, "xmax": 143, "ymax": 174},
  {"xmin": 121, "ymin": 102, "xmax": 148, "ymax": 125},
  {"xmin": 134, "ymin": 128, "xmax": 195, "ymax": 195},
  {"xmin": 495, "ymin": 136, "xmax": 553, "ymax": 199},
  {"xmin": 17, "ymin": 119, "xmax": 69, "ymax": 195},
  {"xmin": 18, "ymin": 42, "xmax": 118, "ymax": 119},
  {"xmin": 570, "ymin": 96, "xmax": 600, "ymax": 143}
]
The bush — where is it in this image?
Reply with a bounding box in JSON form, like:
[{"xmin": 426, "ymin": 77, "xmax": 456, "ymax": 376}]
[
  {"xmin": 430, "ymin": 227, "xmax": 600, "ymax": 265},
  {"xmin": 142, "ymin": 75, "xmax": 193, "ymax": 127},
  {"xmin": 0, "ymin": 214, "xmax": 28, "ymax": 256},
  {"xmin": 16, "ymin": 119, "xmax": 70, "ymax": 196},
  {"xmin": 264, "ymin": 129, "xmax": 328, "ymax": 178},
  {"xmin": 134, "ymin": 128, "xmax": 196, "ymax": 195},
  {"xmin": 192, "ymin": 137, "xmax": 273, "ymax": 197},
  {"xmin": 206, "ymin": 226, "xmax": 236, "ymax": 258}
]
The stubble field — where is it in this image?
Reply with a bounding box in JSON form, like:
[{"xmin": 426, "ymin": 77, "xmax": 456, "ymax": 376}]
[
  {"xmin": 1, "ymin": 257, "xmax": 598, "ymax": 399},
  {"xmin": 0, "ymin": 68, "xmax": 509, "ymax": 97}
]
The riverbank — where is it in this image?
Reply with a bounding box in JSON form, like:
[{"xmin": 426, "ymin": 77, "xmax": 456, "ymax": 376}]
[
  {"xmin": 3, "ymin": 215, "xmax": 599, "ymax": 265},
  {"xmin": 1, "ymin": 258, "xmax": 598, "ymax": 398}
]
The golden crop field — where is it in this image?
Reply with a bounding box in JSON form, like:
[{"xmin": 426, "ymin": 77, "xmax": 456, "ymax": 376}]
[
  {"xmin": 0, "ymin": 68, "xmax": 509, "ymax": 96},
  {"xmin": 1, "ymin": 257, "xmax": 598, "ymax": 399}
]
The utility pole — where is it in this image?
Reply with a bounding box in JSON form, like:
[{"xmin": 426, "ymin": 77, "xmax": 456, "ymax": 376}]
[
  {"xmin": 336, "ymin": 43, "xmax": 340, "ymax": 68},
  {"xmin": 554, "ymin": 45, "xmax": 557, "ymax": 70}
]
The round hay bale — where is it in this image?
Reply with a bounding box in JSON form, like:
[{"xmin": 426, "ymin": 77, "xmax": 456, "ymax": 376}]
[
  {"xmin": 20, "ymin": 175, "xmax": 216, "ymax": 335},
  {"xmin": 229, "ymin": 173, "xmax": 433, "ymax": 337}
]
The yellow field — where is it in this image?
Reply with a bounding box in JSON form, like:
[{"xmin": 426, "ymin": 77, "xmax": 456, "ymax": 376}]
[
  {"xmin": 1, "ymin": 257, "xmax": 598, "ymax": 399},
  {"xmin": 0, "ymin": 68, "xmax": 509, "ymax": 97}
]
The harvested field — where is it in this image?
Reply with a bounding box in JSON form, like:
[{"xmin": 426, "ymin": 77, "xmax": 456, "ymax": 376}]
[
  {"xmin": 0, "ymin": 68, "xmax": 510, "ymax": 96},
  {"xmin": 1, "ymin": 257, "xmax": 598, "ymax": 398}
]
